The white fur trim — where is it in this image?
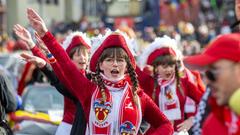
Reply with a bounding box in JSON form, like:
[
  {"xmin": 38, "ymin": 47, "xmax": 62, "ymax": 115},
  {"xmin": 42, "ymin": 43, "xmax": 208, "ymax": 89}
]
[
  {"xmin": 140, "ymin": 35, "xmax": 182, "ymax": 68},
  {"xmin": 115, "ymin": 29, "xmax": 137, "ymax": 56},
  {"xmin": 128, "ymin": 38, "xmax": 138, "ymax": 56},
  {"xmin": 90, "ymin": 29, "xmax": 136, "ymax": 59},
  {"xmin": 62, "ymin": 31, "xmax": 91, "ymax": 50}
]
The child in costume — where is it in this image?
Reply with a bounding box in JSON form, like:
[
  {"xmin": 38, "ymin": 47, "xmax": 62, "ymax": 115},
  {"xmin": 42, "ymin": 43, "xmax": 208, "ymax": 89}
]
[
  {"xmin": 23, "ymin": 8, "xmax": 173, "ymax": 135},
  {"xmin": 137, "ymin": 36, "xmax": 204, "ymax": 134}
]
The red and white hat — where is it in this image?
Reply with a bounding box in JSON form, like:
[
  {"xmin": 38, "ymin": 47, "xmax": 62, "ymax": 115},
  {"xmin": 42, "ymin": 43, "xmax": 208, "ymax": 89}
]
[
  {"xmin": 184, "ymin": 33, "xmax": 240, "ymax": 66},
  {"xmin": 90, "ymin": 30, "xmax": 136, "ymax": 72},
  {"xmin": 140, "ymin": 35, "xmax": 182, "ymax": 68},
  {"xmin": 62, "ymin": 31, "xmax": 91, "ymax": 55}
]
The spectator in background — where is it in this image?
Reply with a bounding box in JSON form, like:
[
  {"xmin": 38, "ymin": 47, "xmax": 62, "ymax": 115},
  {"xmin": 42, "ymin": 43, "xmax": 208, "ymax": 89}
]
[
  {"xmin": 0, "ymin": 70, "xmax": 16, "ymax": 115},
  {"xmin": 142, "ymin": 26, "xmax": 156, "ymax": 42},
  {"xmin": 235, "ymin": 0, "xmax": 240, "ymax": 20},
  {"xmin": 231, "ymin": 0, "xmax": 240, "ymax": 31},
  {"xmin": 196, "ymin": 24, "xmax": 212, "ymax": 48},
  {"xmin": 79, "ymin": 16, "xmax": 89, "ymax": 32},
  {"xmin": 0, "ymin": 70, "xmax": 17, "ymax": 135},
  {"xmin": 182, "ymin": 40, "xmax": 201, "ymax": 56},
  {"xmin": 17, "ymin": 61, "xmax": 46, "ymax": 95}
]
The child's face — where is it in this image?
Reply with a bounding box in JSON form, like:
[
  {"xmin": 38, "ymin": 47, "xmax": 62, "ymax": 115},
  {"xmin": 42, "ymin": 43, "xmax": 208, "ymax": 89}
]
[
  {"xmin": 72, "ymin": 48, "xmax": 89, "ymax": 70},
  {"xmin": 155, "ymin": 64, "xmax": 175, "ymax": 81},
  {"xmin": 99, "ymin": 56, "xmax": 127, "ymax": 81}
]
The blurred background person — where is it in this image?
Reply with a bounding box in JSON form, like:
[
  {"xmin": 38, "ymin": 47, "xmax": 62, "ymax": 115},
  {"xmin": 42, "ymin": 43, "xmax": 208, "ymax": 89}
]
[
  {"xmin": 185, "ymin": 33, "xmax": 240, "ymax": 135},
  {"xmin": 0, "ymin": 70, "xmax": 17, "ymax": 135}
]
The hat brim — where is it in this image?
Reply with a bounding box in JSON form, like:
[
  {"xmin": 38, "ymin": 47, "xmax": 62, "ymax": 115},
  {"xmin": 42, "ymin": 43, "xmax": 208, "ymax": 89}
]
[
  {"xmin": 184, "ymin": 54, "xmax": 218, "ymax": 66},
  {"xmin": 89, "ymin": 34, "xmax": 136, "ymax": 72}
]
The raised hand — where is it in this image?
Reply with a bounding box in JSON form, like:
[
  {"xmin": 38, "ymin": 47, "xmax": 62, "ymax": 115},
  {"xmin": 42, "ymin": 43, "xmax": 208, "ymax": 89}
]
[
  {"xmin": 27, "ymin": 8, "xmax": 48, "ymax": 37},
  {"xmin": 21, "ymin": 53, "xmax": 47, "ymax": 68},
  {"xmin": 13, "ymin": 24, "xmax": 35, "ymax": 49},
  {"xmin": 176, "ymin": 116, "xmax": 194, "ymax": 133}
]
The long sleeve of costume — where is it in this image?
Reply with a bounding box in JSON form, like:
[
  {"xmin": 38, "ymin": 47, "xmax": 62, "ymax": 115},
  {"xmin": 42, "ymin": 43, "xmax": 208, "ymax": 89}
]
[
  {"xmin": 32, "ymin": 46, "xmax": 81, "ymax": 124},
  {"xmin": 70, "ymin": 102, "xmax": 87, "ymax": 135},
  {"xmin": 31, "ymin": 46, "xmax": 75, "ymax": 99},
  {"xmin": 17, "ymin": 62, "xmax": 32, "ymax": 95},
  {"xmin": 182, "ymin": 75, "xmax": 204, "ymax": 104},
  {"xmin": 30, "ymin": 46, "xmax": 48, "ymax": 62},
  {"xmin": 40, "ymin": 63, "xmax": 76, "ymax": 100},
  {"xmin": 0, "ymin": 72, "xmax": 16, "ymax": 113},
  {"xmin": 191, "ymin": 70, "xmax": 205, "ymax": 93},
  {"xmin": 40, "ymin": 63, "xmax": 78, "ymax": 124},
  {"xmin": 41, "ymin": 32, "xmax": 96, "ymax": 105},
  {"xmin": 140, "ymin": 91, "xmax": 173, "ymax": 135},
  {"xmin": 136, "ymin": 66, "xmax": 155, "ymax": 97}
]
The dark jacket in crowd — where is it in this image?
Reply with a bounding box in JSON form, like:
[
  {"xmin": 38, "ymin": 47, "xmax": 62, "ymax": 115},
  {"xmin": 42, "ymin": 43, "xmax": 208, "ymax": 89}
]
[
  {"xmin": 0, "ymin": 71, "xmax": 16, "ymax": 120},
  {"xmin": 41, "ymin": 63, "xmax": 86, "ymax": 135}
]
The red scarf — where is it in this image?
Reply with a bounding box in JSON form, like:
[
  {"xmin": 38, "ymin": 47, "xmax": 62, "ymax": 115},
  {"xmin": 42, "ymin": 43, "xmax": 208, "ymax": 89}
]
[{"xmin": 87, "ymin": 74, "xmax": 142, "ymax": 135}]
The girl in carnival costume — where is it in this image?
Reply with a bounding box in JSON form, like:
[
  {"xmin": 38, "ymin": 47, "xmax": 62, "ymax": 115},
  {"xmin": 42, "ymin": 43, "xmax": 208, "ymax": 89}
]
[
  {"xmin": 23, "ymin": 8, "xmax": 173, "ymax": 135},
  {"xmin": 137, "ymin": 35, "xmax": 205, "ymax": 134}
]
